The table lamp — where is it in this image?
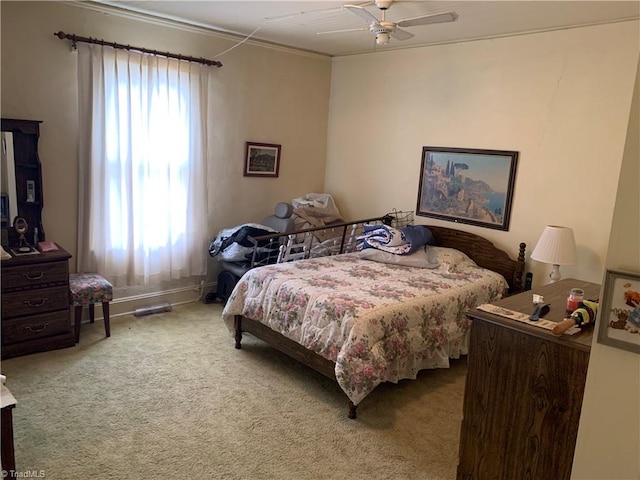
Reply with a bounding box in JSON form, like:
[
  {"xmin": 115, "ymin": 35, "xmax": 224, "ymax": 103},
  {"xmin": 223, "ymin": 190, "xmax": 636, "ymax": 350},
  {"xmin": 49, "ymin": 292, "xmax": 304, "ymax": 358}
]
[{"xmin": 530, "ymin": 225, "xmax": 577, "ymax": 283}]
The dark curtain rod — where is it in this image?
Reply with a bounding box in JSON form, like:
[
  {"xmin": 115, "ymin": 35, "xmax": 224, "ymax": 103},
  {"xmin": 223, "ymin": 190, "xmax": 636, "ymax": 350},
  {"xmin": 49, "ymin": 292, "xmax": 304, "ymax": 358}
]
[{"xmin": 54, "ymin": 31, "xmax": 222, "ymax": 68}]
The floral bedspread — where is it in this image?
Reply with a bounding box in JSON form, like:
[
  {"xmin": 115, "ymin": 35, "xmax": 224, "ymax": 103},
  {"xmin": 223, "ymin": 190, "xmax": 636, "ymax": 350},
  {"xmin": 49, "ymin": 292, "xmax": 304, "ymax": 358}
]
[{"xmin": 221, "ymin": 253, "xmax": 507, "ymax": 405}]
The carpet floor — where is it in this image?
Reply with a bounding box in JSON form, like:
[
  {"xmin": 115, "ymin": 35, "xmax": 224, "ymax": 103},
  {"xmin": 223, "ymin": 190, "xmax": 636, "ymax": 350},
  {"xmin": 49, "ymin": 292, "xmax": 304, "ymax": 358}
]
[{"xmin": 1, "ymin": 301, "xmax": 467, "ymax": 479}]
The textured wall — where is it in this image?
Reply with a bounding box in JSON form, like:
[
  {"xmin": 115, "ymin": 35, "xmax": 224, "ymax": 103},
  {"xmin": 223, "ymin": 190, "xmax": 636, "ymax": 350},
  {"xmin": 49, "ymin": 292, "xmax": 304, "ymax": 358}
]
[
  {"xmin": 325, "ymin": 21, "xmax": 639, "ymax": 287},
  {"xmin": 1, "ymin": 1, "xmax": 332, "ymax": 282},
  {"xmin": 573, "ymin": 57, "xmax": 640, "ymax": 480}
]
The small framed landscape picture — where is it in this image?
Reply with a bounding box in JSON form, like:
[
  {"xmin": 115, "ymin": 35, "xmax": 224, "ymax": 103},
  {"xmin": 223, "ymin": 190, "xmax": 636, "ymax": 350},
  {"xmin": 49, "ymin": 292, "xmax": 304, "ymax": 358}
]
[
  {"xmin": 597, "ymin": 269, "xmax": 640, "ymax": 354},
  {"xmin": 244, "ymin": 142, "xmax": 281, "ymax": 178}
]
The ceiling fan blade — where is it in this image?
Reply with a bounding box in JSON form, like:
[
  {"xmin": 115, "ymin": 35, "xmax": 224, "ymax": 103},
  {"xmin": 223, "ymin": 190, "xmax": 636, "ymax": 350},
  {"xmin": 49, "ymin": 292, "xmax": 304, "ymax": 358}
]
[
  {"xmin": 345, "ymin": 5, "xmax": 379, "ymax": 24},
  {"xmin": 396, "ymin": 11, "xmax": 459, "ymax": 28},
  {"xmin": 264, "ymin": 2, "xmax": 372, "ymax": 23},
  {"xmin": 389, "ymin": 28, "xmax": 414, "ymax": 41},
  {"xmin": 265, "ymin": 7, "xmax": 344, "ymax": 23},
  {"xmin": 316, "ymin": 27, "xmax": 369, "ymax": 36}
]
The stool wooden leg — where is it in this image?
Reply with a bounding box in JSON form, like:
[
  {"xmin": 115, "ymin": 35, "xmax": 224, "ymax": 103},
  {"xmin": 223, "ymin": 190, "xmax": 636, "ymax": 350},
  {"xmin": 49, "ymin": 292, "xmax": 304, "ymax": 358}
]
[
  {"xmin": 74, "ymin": 305, "xmax": 83, "ymax": 343},
  {"xmin": 102, "ymin": 301, "xmax": 111, "ymax": 337},
  {"xmin": 89, "ymin": 304, "xmax": 95, "ymax": 323}
]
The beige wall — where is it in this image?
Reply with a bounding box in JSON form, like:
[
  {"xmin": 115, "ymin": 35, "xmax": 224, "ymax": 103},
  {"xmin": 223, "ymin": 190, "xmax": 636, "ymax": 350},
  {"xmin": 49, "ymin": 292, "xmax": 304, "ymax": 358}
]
[
  {"xmin": 0, "ymin": 1, "xmax": 331, "ymax": 282},
  {"xmin": 325, "ymin": 21, "xmax": 639, "ymax": 287},
  {"xmin": 572, "ymin": 58, "xmax": 640, "ymax": 480},
  {"xmin": 325, "ymin": 21, "xmax": 640, "ymax": 479}
]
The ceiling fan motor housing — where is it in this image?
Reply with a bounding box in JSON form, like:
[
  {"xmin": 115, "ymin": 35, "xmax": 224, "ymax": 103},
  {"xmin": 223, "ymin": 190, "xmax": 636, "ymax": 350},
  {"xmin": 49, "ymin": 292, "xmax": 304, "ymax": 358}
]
[{"xmin": 370, "ymin": 21, "xmax": 396, "ymax": 34}]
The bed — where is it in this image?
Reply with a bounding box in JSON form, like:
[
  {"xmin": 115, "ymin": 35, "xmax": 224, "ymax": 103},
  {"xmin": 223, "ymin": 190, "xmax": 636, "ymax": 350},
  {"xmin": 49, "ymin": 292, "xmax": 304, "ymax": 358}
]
[{"xmin": 221, "ymin": 217, "xmax": 526, "ymax": 418}]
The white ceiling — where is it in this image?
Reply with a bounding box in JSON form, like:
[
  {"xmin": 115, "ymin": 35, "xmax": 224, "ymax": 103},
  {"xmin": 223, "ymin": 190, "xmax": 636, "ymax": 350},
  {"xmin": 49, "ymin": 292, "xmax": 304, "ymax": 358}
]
[{"xmin": 95, "ymin": 1, "xmax": 640, "ymax": 57}]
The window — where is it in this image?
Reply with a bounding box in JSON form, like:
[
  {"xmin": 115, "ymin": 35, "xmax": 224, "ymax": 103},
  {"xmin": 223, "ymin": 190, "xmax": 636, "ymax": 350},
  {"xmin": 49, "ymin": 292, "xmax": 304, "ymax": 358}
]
[{"xmin": 77, "ymin": 44, "xmax": 209, "ymax": 286}]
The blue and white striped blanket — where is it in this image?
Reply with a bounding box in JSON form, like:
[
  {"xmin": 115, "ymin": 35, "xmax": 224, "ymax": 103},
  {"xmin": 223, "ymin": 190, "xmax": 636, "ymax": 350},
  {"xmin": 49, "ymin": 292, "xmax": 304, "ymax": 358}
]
[{"xmin": 357, "ymin": 224, "xmax": 435, "ymax": 255}]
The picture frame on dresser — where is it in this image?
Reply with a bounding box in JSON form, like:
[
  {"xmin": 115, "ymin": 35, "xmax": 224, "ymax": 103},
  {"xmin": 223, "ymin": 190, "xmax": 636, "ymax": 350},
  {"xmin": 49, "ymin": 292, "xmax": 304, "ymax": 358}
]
[
  {"xmin": 597, "ymin": 269, "xmax": 640, "ymax": 354},
  {"xmin": 416, "ymin": 146, "xmax": 518, "ymax": 231}
]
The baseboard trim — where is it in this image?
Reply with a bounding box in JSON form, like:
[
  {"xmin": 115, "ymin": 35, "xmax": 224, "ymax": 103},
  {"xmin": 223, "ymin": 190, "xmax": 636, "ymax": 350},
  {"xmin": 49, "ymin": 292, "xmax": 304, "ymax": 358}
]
[{"xmin": 84, "ymin": 282, "xmax": 217, "ymax": 320}]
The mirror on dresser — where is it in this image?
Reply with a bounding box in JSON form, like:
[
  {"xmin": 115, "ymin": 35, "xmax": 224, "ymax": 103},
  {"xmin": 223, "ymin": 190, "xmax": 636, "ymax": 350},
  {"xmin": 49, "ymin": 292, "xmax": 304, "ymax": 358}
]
[
  {"xmin": 1, "ymin": 118, "xmax": 45, "ymax": 247},
  {"xmin": 1, "ymin": 119, "xmax": 76, "ymax": 359}
]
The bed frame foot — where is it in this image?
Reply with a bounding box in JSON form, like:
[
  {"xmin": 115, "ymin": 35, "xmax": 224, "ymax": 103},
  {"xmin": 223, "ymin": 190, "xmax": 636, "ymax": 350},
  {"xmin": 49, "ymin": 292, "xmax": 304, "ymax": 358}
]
[
  {"xmin": 234, "ymin": 315, "xmax": 242, "ymax": 349},
  {"xmin": 348, "ymin": 401, "xmax": 358, "ymax": 419}
]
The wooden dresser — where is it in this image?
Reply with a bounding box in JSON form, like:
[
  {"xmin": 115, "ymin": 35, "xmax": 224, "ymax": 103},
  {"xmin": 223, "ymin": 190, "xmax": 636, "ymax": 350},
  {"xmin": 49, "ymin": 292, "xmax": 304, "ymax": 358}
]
[
  {"xmin": 457, "ymin": 278, "xmax": 600, "ymax": 480},
  {"xmin": 1, "ymin": 245, "xmax": 75, "ymax": 359}
]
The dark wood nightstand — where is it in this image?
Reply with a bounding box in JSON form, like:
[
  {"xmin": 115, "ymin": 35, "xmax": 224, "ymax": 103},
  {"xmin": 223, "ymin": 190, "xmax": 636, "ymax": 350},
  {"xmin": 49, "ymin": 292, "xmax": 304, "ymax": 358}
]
[
  {"xmin": 1, "ymin": 384, "xmax": 16, "ymax": 475},
  {"xmin": 457, "ymin": 278, "xmax": 600, "ymax": 480}
]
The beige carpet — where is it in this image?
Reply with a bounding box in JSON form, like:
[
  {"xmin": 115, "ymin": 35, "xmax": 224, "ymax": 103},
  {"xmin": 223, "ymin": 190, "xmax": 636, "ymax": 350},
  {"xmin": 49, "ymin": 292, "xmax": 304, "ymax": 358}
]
[{"xmin": 1, "ymin": 302, "xmax": 467, "ymax": 479}]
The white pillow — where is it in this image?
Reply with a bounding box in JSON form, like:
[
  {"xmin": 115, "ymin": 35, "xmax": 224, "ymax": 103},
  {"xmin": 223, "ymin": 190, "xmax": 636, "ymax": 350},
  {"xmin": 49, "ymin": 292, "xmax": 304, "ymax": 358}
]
[
  {"xmin": 358, "ymin": 246, "xmax": 439, "ymax": 268},
  {"xmin": 432, "ymin": 247, "xmax": 477, "ymax": 272}
]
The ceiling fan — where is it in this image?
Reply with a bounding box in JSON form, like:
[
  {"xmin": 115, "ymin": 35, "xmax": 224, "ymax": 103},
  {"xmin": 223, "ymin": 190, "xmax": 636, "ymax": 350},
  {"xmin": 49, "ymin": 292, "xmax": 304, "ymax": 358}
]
[{"xmin": 318, "ymin": 0, "xmax": 459, "ymax": 45}]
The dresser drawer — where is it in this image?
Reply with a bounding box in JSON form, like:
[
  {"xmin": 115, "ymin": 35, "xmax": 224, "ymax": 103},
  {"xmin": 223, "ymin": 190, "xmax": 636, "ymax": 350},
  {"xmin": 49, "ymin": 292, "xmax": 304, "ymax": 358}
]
[
  {"xmin": 1, "ymin": 286, "xmax": 69, "ymax": 318},
  {"xmin": 2, "ymin": 311, "xmax": 70, "ymax": 345},
  {"xmin": 2, "ymin": 261, "xmax": 69, "ymax": 290}
]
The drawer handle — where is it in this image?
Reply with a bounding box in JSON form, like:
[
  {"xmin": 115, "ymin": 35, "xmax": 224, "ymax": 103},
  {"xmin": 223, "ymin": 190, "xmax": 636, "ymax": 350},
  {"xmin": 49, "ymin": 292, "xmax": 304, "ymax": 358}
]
[
  {"xmin": 24, "ymin": 298, "xmax": 48, "ymax": 307},
  {"xmin": 23, "ymin": 271, "xmax": 44, "ymax": 280},
  {"xmin": 25, "ymin": 323, "xmax": 49, "ymax": 332}
]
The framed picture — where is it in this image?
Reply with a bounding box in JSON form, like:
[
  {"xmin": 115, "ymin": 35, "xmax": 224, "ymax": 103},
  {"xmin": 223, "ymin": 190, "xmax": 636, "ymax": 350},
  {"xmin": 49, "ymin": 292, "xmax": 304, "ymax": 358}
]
[
  {"xmin": 244, "ymin": 142, "xmax": 281, "ymax": 177},
  {"xmin": 416, "ymin": 146, "xmax": 518, "ymax": 231},
  {"xmin": 597, "ymin": 269, "xmax": 640, "ymax": 354}
]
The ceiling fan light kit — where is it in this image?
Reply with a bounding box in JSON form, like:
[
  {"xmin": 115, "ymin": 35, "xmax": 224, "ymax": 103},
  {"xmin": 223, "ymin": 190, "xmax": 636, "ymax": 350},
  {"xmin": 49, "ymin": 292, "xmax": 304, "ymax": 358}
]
[{"xmin": 376, "ymin": 32, "xmax": 390, "ymax": 44}]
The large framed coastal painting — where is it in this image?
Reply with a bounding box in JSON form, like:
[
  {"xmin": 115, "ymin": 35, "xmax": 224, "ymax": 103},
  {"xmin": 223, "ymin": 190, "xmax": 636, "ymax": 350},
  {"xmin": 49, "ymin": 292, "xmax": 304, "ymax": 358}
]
[{"xmin": 416, "ymin": 146, "xmax": 519, "ymax": 231}]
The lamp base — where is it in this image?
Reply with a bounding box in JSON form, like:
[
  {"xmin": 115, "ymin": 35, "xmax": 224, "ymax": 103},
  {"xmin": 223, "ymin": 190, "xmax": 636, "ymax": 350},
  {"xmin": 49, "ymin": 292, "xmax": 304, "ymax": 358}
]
[{"xmin": 548, "ymin": 264, "xmax": 562, "ymax": 283}]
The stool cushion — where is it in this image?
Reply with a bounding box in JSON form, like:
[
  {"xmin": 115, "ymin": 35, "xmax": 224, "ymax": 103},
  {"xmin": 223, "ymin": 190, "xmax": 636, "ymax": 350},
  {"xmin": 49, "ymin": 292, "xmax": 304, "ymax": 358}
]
[{"xmin": 69, "ymin": 273, "xmax": 114, "ymax": 306}]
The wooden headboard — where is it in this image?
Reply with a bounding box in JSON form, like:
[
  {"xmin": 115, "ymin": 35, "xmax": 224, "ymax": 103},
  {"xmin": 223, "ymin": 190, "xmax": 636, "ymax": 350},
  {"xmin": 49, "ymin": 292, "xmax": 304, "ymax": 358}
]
[{"xmin": 427, "ymin": 225, "xmax": 526, "ymax": 294}]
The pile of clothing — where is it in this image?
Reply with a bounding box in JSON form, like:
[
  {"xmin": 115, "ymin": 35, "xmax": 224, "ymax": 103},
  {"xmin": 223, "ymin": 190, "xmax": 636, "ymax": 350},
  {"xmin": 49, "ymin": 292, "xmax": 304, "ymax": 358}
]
[
  {"xmin": 208, "ymin": 223, "xmax": 277, "ymax": 263},
  {"xmin": 290, "ymin": 192, "xmax": 345, "ymax": 232},
  {"xmin": 357, "ymin": 224, "xmax": 435, "ymax": 255}
]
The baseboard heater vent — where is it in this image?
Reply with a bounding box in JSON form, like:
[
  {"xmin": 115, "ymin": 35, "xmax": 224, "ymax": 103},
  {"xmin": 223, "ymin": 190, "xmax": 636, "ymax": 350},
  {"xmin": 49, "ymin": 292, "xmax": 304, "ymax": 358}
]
[{"xmin": 134, "ymin": 303, "xmax": 172, "ymax": 317}]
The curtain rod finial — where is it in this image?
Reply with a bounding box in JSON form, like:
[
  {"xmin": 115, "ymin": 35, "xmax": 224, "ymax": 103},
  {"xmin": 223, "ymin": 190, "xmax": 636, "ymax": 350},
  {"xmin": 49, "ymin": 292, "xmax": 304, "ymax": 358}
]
[{"xmin": 54, "ymin": 31, "xmax": 67, "ymax": 39}]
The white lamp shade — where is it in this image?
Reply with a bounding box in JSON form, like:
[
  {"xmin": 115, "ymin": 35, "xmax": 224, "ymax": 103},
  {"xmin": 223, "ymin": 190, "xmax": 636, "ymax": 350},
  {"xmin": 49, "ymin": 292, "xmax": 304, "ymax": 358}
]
[{"xmin": 530, "ymin": 225, "xmax": 578, "ymax": 266}]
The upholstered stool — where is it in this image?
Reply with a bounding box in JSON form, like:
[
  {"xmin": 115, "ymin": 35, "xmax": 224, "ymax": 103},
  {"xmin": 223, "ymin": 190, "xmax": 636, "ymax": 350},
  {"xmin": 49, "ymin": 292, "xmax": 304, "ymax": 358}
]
[{"xmin": 69, "ymin": 273, "xmax": 113, "ymax": 343}]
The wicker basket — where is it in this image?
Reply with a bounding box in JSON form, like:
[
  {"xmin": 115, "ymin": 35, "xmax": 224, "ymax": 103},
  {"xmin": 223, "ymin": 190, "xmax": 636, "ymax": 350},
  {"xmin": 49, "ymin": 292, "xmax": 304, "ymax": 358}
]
[{"xmin": 384, "ymin": 209, "xmax": 414, "ymax": 228}]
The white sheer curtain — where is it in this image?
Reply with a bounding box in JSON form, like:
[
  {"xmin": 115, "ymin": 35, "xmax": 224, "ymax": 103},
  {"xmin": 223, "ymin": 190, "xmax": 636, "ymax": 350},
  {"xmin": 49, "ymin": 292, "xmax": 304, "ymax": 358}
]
[{"xmin": 77, "ymin": 43, "xmax": 209, "ymax": 287}]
